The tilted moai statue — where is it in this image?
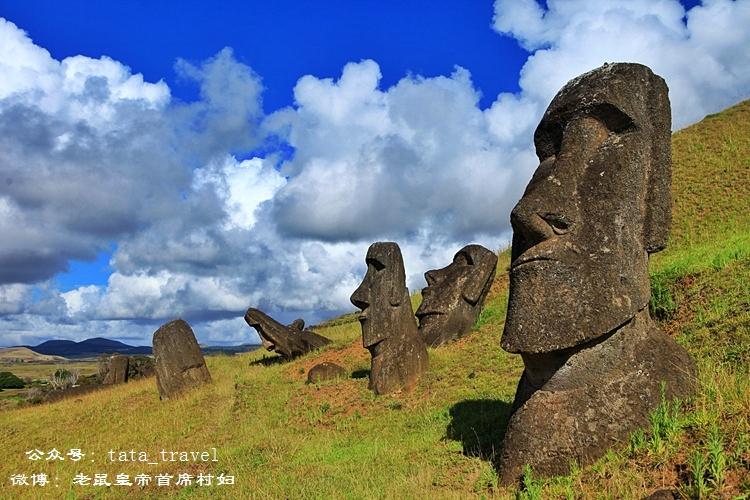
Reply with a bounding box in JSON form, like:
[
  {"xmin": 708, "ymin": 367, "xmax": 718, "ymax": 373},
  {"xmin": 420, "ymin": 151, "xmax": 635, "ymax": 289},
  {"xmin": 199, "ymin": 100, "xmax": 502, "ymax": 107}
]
[
  {"xmin": 416, "ymin": 244, "xmax": 497, "ymax": 347},
  {"xmin": 350, "ymin": 242, "xmax": 428, "ymax": 395},
  {"xmin": 498, "ymin": 63, "xmax": 697, "ymax": 483},
  {"xmin": 244, "ymin": 308, "xmax": 330, "ymax": 359},
  {"xmin": 152, "ymin": 319, "xmax": 212, "ymax": 399}
]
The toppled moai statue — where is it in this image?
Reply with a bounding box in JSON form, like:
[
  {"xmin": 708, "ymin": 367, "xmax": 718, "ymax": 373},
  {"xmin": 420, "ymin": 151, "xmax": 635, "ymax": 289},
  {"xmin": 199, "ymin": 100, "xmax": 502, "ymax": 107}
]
[
  {"xmin": 416, "ymin": 244, "xmax": 497, "ymax": 347},
  {"xmin": 350, "ymin": 242, "xmax": 428, "ymax": 395},
  {"xmin": 152, "ymin": 319, "xmax": 212, "ymax": 399},
  {"xmin": 498, "ymin": 63, "xmax": 697, "ymax": 483},
  {"xmin": 102, "ymin": 354, "xmax": 129, "ymax": 385},
  {"xmin": 244, "ymin": 309, "xmax": 330, "ymax": 359},
  {"xmin": 307, "ymin": 362, "xmax": 348, "ymax": 383}
]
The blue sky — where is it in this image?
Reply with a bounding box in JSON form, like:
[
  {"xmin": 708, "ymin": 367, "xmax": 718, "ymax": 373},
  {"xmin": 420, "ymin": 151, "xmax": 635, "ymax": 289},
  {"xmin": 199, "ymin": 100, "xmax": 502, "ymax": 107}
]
[
  {"xmin": 0, "ymin": 0, "xmax": 748, "ymax": 346},
  {"xmin": 0, "ymin": 1, "xmax": 529, "ymax": 110}
]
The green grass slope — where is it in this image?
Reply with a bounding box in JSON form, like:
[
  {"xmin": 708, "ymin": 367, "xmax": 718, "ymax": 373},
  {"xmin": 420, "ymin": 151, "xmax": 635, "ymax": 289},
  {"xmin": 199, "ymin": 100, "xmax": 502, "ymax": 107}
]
[{"xmin": 1, "ymin": 101, "xmax": 748, "ymax": 499}]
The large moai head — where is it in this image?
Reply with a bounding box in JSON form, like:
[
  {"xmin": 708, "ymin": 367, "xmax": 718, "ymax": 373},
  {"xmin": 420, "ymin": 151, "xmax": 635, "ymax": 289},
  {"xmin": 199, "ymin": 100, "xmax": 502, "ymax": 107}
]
[
  {"xmin": 502, "ymin": 63, "xmax": 672, "ymax": 354},
  {"xmin": 416, "ymin": 244, "xmax": 498, "ymax": 347},
  {"xmin": 244, "ymin": 308, "xmax": 329, "ymax": 359},
  {"xmin": 350, "ymin": 242, "xmax": 428, "ymax": 394}
]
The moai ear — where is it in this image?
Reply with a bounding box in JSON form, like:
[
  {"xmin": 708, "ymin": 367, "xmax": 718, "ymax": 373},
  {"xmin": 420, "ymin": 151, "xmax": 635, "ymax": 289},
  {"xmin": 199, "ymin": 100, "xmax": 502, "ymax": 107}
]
[
  {"xmin": 643, "ymin": 72, "xmax": 672, "ymax": 254},
  {"xmin": 462, "ymin": 247, "xmax": 498, "ymax": 305}
]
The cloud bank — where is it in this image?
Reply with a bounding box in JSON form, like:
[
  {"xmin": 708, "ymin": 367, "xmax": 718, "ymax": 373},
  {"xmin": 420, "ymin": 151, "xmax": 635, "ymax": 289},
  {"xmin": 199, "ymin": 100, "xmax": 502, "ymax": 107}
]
[{"xmin": 1, "ymin": 0, "xmax": 750, "ymax": 345}]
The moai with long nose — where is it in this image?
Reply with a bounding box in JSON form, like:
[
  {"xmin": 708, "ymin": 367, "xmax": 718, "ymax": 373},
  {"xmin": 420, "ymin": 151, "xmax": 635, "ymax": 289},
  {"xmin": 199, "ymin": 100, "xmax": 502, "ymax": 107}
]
[
  {"xmin": 416, "ymin": 244, "xmax": 497, "ymax": 347},
  {"xmin": 498, "ymin": 63, "xmax": 696, "ymax": 483},
  {"xmin": 351, "ymin": 242, "xmax": 428, "ymax": 395}
]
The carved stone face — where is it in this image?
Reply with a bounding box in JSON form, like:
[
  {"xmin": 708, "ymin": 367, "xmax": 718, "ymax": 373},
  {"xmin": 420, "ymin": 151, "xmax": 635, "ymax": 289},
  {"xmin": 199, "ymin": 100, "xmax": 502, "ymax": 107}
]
[
  {"xmin": 350, "ymin": 242, "xmax": 428, "ymax": 395},
  {"xmin": 350, "ymin": 242, "xmax": 410, "ymax": 352},
  {"xmin": 416, "ymin": 244, "xmax": 497, "ymax": 347},
  {"xmin": 244, "ymin": 308, "xmax": 330, "ymax": 359},
  {"xmin": 502, "ymin": 63, "xmax": 671, "ymax": 354},
  {"xmin": 245, "ymin": 308, "xmax": 290, "ymax": 353}
]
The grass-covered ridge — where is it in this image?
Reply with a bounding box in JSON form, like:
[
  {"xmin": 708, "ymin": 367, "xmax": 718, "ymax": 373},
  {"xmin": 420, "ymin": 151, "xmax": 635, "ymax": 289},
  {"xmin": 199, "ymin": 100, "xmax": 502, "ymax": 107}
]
[{"xmin": 1, "ymin": 100, "xmax": 749, "ymax": 498}]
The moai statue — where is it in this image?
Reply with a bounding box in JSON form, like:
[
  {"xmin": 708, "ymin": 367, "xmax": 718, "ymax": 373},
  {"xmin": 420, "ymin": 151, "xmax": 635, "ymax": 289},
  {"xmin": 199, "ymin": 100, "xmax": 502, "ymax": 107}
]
[
  {"xmin": 102, "ymin": 354, "xmax": 129, "ymax": 385},
  {"xmin": 152, "ymin": 319, "xmax": 212, "ymax": 399},
  {"xmin": 416, "ymin": 244, "xmax": 497, "ymax": 347},
  {"xmin": 498, "ymin": 63, "xmax": 697, "ymax": 483},
  {"xmin": 350, "ymin": 242, "xmax": 428, "ymax": 395},
  {"xmin": 244, "ymin": 308, "xmax": 330, "ymax": 359}
]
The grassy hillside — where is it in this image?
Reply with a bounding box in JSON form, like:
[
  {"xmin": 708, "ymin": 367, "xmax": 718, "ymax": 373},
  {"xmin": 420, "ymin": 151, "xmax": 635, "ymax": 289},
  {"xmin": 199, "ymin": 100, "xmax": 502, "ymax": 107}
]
[
  {"xmin": 0, "ymin": 347, "xmax": 67, "ymax": 363},
  {"xmin": 0, "ymin": 100, "xmax": 748, "ymax": 499}
]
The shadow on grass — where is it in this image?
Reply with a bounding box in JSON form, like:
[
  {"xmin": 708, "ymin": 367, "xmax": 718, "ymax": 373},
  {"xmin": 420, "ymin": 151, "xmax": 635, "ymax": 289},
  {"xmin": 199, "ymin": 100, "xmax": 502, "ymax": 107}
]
[
  {"xmin": 446, "ymin": 399, "xmax": 513, "ymax": 464},
  {"xmin": 351, "ymin": 369, "xmax": 370, "ymax": 379},
  {"xmin": 249, "ymin": 354, "xmax": 287, "ymax": 367}
]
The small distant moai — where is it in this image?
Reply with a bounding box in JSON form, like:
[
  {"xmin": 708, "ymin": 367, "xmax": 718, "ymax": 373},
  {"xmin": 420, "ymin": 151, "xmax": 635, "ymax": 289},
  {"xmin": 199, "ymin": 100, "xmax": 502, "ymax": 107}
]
[
  {"xmin": 152, "ymin": 319, "xmax": 212, "ymax": 399},
  {"xmin": 498, "ymin": 63, "xmax": 697, "ymax": 482},
  {"xmin": 102, "ymin": 354, "xmax": 129, "ymax": 385},
  {"xmin": 350, "ymin": 242, "xmax": 428, "ymax": 395},
  {"xmin": 416, "ymin": 244, "xmax": 497, "ymax": 347},
  {"xmin": 244, "ymin": 309, "xmax": 330, "ymax": 359}
]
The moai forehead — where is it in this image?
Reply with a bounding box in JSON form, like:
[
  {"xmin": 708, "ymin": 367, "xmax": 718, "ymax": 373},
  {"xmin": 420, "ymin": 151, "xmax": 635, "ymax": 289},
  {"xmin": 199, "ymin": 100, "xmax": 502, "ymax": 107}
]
[{"xmin": 534, "ymin": 62, "xmax": 672, "ymax": 253}]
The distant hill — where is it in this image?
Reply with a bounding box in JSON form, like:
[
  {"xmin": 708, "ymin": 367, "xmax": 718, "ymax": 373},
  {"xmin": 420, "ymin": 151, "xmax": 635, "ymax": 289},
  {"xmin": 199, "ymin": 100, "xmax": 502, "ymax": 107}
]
[
  {"xmin": 24, "ymin": 338, "xmax": 152, "ymax": 358},
  {"xmin": 0, "ymin": 347, "xmax": 67, "ymax": 363},
  {"xmin": 19, "ymin": 337, "xmax": 260, "ymax": 358}
]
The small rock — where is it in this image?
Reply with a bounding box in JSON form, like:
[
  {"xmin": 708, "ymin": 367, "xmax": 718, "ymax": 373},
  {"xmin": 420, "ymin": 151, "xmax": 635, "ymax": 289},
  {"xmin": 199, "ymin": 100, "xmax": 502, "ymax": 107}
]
[{"xmin": 307, "ymin": 362, "xmax": 347, "ymax": 383}]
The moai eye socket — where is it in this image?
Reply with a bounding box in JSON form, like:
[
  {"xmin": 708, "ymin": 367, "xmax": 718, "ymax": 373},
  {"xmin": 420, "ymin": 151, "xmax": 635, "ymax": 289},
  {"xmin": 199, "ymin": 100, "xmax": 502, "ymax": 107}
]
[
  {"xmin": 367, "ymin": 258, "xmax": 385, "ymax": 271},
  {"xmin": 541, "ymin": 213, "xmax": 573, "ymax": 235}
]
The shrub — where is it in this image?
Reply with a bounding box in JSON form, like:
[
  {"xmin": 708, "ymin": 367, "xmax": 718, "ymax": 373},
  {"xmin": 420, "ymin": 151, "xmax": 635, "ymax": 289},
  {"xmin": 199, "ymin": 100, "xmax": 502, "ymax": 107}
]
[
  {"xmin": 49, "ymin": 368, "xmax": 79, "ymax": 391},
  {"xmin": 0, "ymin": 371, "xmax": 25, "ymax": 389}
]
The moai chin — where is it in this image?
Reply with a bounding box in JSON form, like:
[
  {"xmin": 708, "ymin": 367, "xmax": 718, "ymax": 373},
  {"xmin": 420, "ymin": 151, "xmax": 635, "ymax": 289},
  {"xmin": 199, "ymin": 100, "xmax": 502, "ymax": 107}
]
[
  {"xmin": 416, "ymin": 244, "xmax": 497, "ymax": 347},
  {"xmin": 350, "ymin": 242, "xmax": 428, "ymax": 395},
  {"xmin": 498, "ymin": 63, "xmax": 697, "ymax": 483},
  {"xmin": 244, "ymin": 308, "xmax": 330, "ymax": 359}
]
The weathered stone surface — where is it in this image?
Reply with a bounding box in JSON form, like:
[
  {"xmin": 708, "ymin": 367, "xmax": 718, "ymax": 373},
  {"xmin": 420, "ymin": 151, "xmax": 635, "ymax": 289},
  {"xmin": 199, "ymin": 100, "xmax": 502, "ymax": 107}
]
[
  {"xmin": 288, "ymin": 319, "xmax": 305, "ymax": 331},
  {"xmin": 307, "ymin": 362, "xmax": 348, "ymax": 383},
  {"xmin": 643, "ymin": 489, "xmax": 678, "ymax": 500},
  {"xmin": 498, "ymin": 63, "xmax": 697, "ymax": 484},
  {"xmin": 244, "ymin": 308, "xmax": 330, "ymax": 359},
  {"xmin": 350, "ymin": 242, "xmax": 428, "ymax": 395},
  {"xmin": 152, "ymin": 319, "xmax": 211, "ymax": 399},
  {"xmin": 102, "ymin": 355, "xmax": 129, "ymax": 385},
  {"xmin": 416, "ymin": 244, "xmax": 497, "ymax": 347}
]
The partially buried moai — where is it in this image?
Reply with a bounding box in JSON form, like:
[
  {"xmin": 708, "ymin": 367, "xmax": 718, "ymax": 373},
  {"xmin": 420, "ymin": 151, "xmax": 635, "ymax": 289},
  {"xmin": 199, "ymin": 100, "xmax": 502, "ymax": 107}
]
[
  {"xmin": 498, "ymin": 63, "xmax": 697, "ymax": 483},
  {"xmin": 416, "ymin": 244, "xmax": 497, "ymax": 347},
  {"xmin": 102, "ymin": 354, "xmax": 129, "ymax": 385},
  {"xmin": 244, "ymin": 308, "xmax": 330, "ymax": 359},
  {"xmin": 350, "ymin": 242, "xmax": 428, "ymax": 395},
  {"xmin": 152, "ymin": 319, "xmax": 212, "ymax": 400}
]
